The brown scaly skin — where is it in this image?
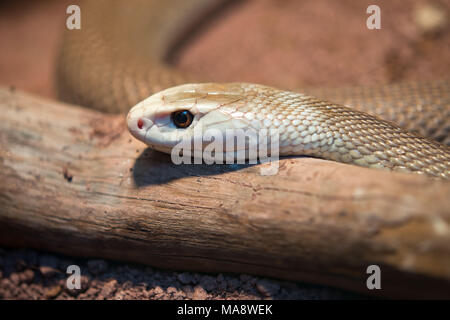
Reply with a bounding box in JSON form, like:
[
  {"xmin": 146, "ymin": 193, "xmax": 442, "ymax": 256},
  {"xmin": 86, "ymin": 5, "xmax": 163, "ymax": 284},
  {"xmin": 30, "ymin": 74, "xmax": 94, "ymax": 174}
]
[{"xmin": 127, "ymin": 82, "xmax": 450, "ymax": 178}]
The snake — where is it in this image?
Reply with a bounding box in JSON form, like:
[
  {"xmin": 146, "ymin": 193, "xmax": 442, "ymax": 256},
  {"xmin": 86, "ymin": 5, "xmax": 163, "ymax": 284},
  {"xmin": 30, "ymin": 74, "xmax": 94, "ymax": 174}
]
[{"xmin": 57, "ymin": 0, "xmax": 450, "ymax": 179}]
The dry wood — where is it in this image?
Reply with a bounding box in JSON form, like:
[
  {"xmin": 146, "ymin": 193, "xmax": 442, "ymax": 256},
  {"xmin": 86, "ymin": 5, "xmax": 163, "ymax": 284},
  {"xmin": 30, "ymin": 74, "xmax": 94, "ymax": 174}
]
[{"xmin": 0, "ymin": 87, "xmax": 449, "ymax": 298}]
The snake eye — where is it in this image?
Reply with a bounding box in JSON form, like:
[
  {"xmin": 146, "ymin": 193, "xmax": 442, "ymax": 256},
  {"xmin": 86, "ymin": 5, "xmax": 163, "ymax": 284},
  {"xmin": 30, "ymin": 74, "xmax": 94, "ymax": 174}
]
[{"xmin": 171, "ymin": 110, "xmax": 193, "ymax": 128}]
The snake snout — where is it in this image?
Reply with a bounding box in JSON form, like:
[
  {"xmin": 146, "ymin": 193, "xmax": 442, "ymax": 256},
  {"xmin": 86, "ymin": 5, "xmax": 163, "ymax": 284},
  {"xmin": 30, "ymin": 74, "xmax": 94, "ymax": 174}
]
[{"xmin": 127, "ymin": 109, "xmax": 154, "ymax": 141}]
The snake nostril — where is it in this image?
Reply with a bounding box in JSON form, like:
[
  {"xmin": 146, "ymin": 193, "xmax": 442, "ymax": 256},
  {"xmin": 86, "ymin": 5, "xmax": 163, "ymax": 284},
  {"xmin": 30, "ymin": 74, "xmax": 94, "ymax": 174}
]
[{"xmin": 137, "ymin": 118, "xmax": 144, "ymax": 129}]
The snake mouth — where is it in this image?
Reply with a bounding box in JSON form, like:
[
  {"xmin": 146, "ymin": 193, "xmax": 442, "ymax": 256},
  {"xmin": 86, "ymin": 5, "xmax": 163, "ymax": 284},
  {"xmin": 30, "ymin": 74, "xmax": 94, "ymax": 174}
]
[
  {"xmin": 127, "ymin": 108, "xmax": 182, "ymax": 154},
  {"xmin": 127, "ymin": 116, "xmax": 176, "ymax": 155}
]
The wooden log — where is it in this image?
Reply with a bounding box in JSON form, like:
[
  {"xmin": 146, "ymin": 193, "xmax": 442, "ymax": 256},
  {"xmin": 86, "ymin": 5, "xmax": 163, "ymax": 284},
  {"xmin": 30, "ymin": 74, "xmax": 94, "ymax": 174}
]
[{"xmin": 0, "ymin": 87, "xmax": 449, "ymax": 298}]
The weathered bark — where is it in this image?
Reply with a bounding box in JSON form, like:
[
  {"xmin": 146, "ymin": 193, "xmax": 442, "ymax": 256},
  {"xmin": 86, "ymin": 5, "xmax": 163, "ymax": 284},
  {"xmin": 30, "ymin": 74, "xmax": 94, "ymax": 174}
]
[{"xmin": 0, "ymin": 87, "xmax": 449, "ymax": 298}]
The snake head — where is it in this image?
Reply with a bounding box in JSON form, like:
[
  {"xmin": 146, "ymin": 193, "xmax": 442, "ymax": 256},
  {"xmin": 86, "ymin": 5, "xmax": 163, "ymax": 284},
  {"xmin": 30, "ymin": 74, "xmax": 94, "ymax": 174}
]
[{"xmin": 126, "ymin": 83, "xmax": 251, "ymax": 154}]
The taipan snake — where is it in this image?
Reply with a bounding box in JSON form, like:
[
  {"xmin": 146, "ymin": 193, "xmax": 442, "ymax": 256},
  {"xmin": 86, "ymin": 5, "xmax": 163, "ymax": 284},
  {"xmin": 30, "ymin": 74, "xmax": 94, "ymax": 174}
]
[{"xmin": 57, "ymin": 0, "xmax": 450, "ymax": 179}]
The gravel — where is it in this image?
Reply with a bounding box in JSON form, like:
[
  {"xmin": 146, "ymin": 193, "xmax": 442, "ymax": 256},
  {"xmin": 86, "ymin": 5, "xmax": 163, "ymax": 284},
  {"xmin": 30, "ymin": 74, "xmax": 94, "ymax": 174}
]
[{"xmin": 0, "ymin": 247, "xmax": 363, "ymax": 300}]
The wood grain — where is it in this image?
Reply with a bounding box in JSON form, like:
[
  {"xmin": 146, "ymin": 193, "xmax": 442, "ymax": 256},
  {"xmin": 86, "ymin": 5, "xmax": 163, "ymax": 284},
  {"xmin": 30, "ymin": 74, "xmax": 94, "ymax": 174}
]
[{"xmin": 1, "ymin": 87, "xmax": 449, "ymax": 298}]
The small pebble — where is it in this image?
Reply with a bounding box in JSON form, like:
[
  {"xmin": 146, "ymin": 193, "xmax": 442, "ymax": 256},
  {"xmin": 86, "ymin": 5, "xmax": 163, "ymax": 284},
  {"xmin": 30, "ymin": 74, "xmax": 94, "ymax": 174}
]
[
  {"xmin": 193, "ymin": 285, "xmax": 207, "ymax": 300},
  {"xmin": 87, "ymin": 259, "xmax": 108, "ymax": 275},
  {"xmin": 99, "ymin": 279, "xmax": 118, "ymax": 298},
  {"xmin": 182, "ymin": 285, "xmax": 194, "ymax": 299},
  {"xmin": 256, "ymin": 279, "xmax": 280, "ymax": 297},
  {"xmin": 10, "ymin": 272, "xmax": 20, "ymax": 286},
  {"xmin": 20, "ymin": 269, "xmax": 35, "ymax": 284},
  {"xmin": 39, "ymin": 266, "xmax": 59, "ymax": 277},
  {"xmin": 167, "ymin": 286, "xmax": 177, "ymax": 294},
  {"xmin": 45, "ymin": 285, "xmax": 62, "ymax": 299}
]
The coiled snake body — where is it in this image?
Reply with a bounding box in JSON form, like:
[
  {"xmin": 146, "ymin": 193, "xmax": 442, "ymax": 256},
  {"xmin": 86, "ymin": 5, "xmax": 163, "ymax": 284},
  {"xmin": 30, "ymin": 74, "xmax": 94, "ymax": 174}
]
[{"xmin": 58, "ymin": 0, "xmax": 450, "ymax": 178}]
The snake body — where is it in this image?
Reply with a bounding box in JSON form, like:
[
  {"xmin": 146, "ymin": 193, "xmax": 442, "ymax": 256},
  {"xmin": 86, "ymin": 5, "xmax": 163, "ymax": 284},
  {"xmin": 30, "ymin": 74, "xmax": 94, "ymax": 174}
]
[
  {"xmin": 58, "ymin": 0, "xmax": 450, "ymax": 178},
  {"xmin": 127, "ymin": 83, "xmax": 450, "ymax": 178}
]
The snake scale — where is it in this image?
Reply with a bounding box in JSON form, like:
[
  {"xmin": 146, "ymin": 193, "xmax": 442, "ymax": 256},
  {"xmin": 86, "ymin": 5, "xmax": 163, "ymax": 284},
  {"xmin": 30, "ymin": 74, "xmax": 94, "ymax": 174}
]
[{"xmin": 58, "ymin": 0, "xmax": 450, "ymax": 178}]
